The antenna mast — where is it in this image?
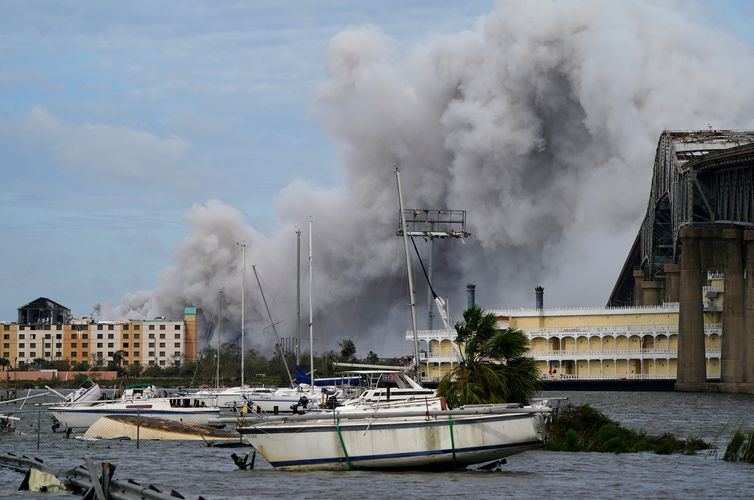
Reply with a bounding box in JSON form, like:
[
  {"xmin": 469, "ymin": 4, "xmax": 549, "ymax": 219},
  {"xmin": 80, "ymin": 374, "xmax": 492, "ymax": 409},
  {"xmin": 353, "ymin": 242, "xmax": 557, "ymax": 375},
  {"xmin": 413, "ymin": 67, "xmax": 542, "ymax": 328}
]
[{"xmin": 395, "ymin": 172, "xmax": 470, "ymax": 382}]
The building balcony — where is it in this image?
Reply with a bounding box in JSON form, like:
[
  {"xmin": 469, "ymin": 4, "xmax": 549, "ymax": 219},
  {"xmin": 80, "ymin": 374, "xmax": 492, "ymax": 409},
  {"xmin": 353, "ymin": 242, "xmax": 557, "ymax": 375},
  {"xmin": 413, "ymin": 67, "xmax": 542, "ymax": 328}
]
[{"xmin": 526, "ymin": 347, "xmax": 720, "ymax": 360}]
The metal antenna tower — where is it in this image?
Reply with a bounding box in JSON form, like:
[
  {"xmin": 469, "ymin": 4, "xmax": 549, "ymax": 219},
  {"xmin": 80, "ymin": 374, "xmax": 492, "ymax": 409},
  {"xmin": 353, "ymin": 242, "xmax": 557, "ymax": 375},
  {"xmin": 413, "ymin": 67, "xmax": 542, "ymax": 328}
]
[{"xmin": 396, "ymin": 208, "xmax": 470, "ymax": 329}]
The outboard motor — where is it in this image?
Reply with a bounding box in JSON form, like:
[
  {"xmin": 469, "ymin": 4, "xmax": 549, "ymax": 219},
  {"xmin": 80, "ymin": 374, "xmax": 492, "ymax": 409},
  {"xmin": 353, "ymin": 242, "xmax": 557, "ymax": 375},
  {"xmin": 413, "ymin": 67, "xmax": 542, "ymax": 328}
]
[{"xmin": 290, "ymin": 396, "xmax": 310, "ymax": 414}]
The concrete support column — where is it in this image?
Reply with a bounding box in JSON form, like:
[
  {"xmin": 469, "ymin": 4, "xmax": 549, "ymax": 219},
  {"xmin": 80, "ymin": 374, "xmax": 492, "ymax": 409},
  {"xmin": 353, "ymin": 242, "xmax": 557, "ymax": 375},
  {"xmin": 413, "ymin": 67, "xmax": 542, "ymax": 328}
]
[
  {"xmin": 664, "ymin": 263, "xmax": 681, "ymax": 303},
  {"xmin": 633, "ymin": 269, "xmax": 645, "ymax": 306},
  {"xmin": 641, "ymin": 279, "xmax": 664, "ymax": 306},
  {"xmin": 722, "ymin": 229, "xmax": 745, "ymax": 384},
  {"xmin": 676, "ymin": 228, "xmax": 707, "ymax": 390},
  {"xmin": 744, "ymin": 231, "xmax": 754, "ymax": 384}
]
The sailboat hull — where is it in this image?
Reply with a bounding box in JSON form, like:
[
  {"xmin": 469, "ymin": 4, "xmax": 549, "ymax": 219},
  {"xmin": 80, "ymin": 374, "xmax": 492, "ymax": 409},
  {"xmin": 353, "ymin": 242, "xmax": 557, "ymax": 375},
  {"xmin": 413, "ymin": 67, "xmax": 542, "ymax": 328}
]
[{"xmin": 240, "ymin": 412, "xmax": 544, "ymax": 471}]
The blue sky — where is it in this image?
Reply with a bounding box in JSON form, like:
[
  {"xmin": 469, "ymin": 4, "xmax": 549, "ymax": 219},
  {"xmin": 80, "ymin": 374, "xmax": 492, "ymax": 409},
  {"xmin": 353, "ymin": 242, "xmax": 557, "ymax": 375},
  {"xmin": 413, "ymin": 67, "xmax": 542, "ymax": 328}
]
[{"xmin": 1, "ymin": 0, "xmax": 752, "ymax": 321}]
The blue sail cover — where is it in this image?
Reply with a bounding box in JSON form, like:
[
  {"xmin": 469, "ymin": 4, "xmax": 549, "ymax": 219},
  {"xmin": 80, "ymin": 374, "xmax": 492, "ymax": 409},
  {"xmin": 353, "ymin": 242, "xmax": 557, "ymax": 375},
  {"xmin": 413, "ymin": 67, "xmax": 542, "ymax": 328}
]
[{"xmin": 294, "ymin": 365, "xmax": 361, "ymax": 386}]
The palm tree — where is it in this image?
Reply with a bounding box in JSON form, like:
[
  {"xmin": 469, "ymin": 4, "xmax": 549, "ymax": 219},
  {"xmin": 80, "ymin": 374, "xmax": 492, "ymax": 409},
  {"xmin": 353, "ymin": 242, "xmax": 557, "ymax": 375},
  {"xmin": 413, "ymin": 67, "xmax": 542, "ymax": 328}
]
[{"xmin": 437, "ymin": 305, "xmax": 540, "ymax": 408}]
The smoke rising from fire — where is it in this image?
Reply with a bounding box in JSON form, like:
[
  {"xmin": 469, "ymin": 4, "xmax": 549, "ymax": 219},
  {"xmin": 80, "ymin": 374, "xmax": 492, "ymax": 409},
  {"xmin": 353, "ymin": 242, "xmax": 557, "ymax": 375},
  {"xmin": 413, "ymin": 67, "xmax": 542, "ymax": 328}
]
[{"xmin": 96, "ymin": 0, "xmax": 754, "ymax": 355}]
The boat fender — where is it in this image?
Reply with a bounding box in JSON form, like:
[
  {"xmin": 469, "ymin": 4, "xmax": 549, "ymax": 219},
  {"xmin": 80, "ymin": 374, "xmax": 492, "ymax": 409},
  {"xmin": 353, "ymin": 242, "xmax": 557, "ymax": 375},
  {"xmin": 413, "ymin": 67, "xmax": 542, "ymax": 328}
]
[{"xmin": 440, "ymin": 398, "xmax": 448, "ymax": 411}]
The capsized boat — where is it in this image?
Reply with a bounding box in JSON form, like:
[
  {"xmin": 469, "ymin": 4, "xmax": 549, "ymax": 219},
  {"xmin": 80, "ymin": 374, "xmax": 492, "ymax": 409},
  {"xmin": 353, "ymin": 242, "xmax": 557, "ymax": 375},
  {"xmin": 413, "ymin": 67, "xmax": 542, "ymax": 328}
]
[
  {"xmin": 46, "ymin": 378, "xmax": 102, "ymax": 407},
  {"xmin": 84, "ymin": 414, "xmax": 238, "ymax": 441},
  {"xmin": 237, "ymin": 401, "xmax": 550, "ymax": 470}
]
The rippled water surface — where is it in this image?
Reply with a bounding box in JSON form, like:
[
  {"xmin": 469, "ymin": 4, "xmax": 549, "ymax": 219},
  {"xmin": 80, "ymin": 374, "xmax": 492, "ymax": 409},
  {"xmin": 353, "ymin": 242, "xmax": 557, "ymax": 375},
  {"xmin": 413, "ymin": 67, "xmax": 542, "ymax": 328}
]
[{"xmin": 2, "ymin": 390, "xmax": 754, "ymax": 499}]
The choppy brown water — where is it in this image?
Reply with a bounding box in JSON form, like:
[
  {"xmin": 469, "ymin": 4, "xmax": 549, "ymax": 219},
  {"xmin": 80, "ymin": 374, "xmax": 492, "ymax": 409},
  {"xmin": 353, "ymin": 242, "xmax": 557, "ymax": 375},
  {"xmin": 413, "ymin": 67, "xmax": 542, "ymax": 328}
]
[{"xmin": 2, "ymin": 390, "xmax": 754, "ymax": 499}]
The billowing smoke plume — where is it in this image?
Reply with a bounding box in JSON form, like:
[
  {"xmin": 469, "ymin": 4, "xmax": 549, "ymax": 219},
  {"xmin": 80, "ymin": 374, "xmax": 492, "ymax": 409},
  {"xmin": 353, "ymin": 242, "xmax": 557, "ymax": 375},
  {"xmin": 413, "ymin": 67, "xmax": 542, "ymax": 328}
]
[{"xmin": 96, "ymin": 0, "xmax": 754, "ymax": 356}]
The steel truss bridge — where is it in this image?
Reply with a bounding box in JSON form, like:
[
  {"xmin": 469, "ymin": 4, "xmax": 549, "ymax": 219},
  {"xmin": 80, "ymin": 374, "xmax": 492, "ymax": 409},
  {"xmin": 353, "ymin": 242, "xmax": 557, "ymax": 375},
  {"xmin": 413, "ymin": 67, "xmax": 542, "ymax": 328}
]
[{"xmin": 609, "ymin": 130, "xmax": 754, "ymax": 307}]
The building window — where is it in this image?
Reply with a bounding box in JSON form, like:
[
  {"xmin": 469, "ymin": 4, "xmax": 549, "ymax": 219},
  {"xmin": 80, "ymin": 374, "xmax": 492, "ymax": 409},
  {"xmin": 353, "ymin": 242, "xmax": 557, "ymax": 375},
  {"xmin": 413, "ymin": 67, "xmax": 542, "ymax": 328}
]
[
  {"xmin": 108, "ymin": 325, "xmax": 114, "ymax": 331},
  {"xmin": 159, "ymin": 325, "xmax": 165, "ymax": 331},
  {"xmin": 71, "ymin": 343, "xmax": 77, "ymax": 348},
  {"xmin": 3, "ymin": 325, "xmax": 9, "ymax": 331},
  {"xmin": 159, "ymin": 360, "xmax": 166, "ymax": 366},
  {"xmin": 108, "ymin": 352, "xmax": 113, "ymax": 357},
  {"xmin": 134, "ymin": 351, "xmax": 140, "ymax": 357},
  {"xmin": 82, "ymin": 343, "xmax": 88, "ymax": 349},
  {"xmin": 133, "ymin": 324, "xmax": 140, "ymax": 330},
  {"xmin": 72, "ymin": 333, "xmax": 78, "ymax": 339},
  {"xmin": 97, "ymin": 334, "xmax": 103, "ymax": 339},
  {"xmin": 19, "ymin": 334, "xmax": 24, "ymax": 339},
  {"xmin": 19, "ymin": 326, "xmax": 24, "ymax": 331},
  {"xmin": 2, "ymin": 343, "xmax": 8, "ymax": 349},
  {"xmin": 159, "ymin": 343, "xmax": 165, "ymax": 348},
  {"xmin": 174, "ymin": 343, "xmax": 180, "ymax": 348},
  {"xmin": 148, "ymin": 352, "xmax": 155, "ymax": 357},
  {"xmin": 18, "ymin": 343, "xmax": 24, "ymax": 348},
  {"xmin": 56, "ymin": 334, "xmax": 62, "ymax": 339},
  {"xmin": 97, "ymin": 343, "xmax": 103, "ymax": 348},
  {"xmin": 30, "ymin": 343, "xmax": 36, "ymax": 348},
  {"xmin": 148, "ymin": 360, "xmax": 155, "ymax": 366},
  {"xmin": 123, "ymin": 333, "xmax": 129, "ymax": 339},
  {"xmin": 3, "ymin": 334, "xmax": 9, "ymax": 340},
  {"xmin": 55, "ymin": 343, "xmax": 61, "ymax": 349},
  {"xmin": 44, "ymin": 334, "xmax": 51, "ymax": 339},
  {"xmin": 28, "ymin": 352, "xmax": 35, "ymax": 358},
  {"xmin": 123, "ymin": 324, "xmax": 129, "ymax": 331},
  {"xmin": 56, "ymin": 325, "xmax": 62, "ymax": 331},
  {"xmin": 149, "ymin": 343, "xmax": 155, "ymax": 348},
  {"xmin": 44, "ymin": 343, "xmax": 51, "ymax": 349},
  {"xmin": 175, "ymin": 334, "xmax": 181, "ymax": 339},
  {"xmin": 108, "ymin": 343, "xmax": 114, "ymax": 348},
  {"xmin": 148, "ymin": 325, "xmax": 155, "ymax": 331},
  {"xmin": 71, "ymin": 352, "xmax": 77, "ymax": 358},
  {"xmin": 44, "ymin": 351, "xmax": 51, "ymax": 357},
  {"xmin": 82, "ymin": 334, "xmax": 88, "ymax": 339},
  {"xmin": 174, "ymin": 325, "xmax": 181, "ymax": 330},
  {"xmin": 123, "ymin": 343, "xmax": 129, "ymax": 348},
  {"xmin": 159, "ymin": 334, "xmax": 165, "ymax": 339},
  {"xmin": 97, "ymin": 325, "xmax": 103, "ymax": 331},
  {"xmin": 2, "ymin": 352, "xmax": 8, "ymax": 358},
  {"xmin": 55, "ymin": 352, "xmax": 62, "ymax": 358},
  {"xmin": 134, "ymin": 342, "xmax": 140, "ymax": 348},
  {"xmin": 108, "ymin": 334, "xmax": 114, "ymax": 339},
  {"xmin": 159, "ymin": 352, "xmax": 165, "ymax": 357},
  {"xmin": 134, "ymin": 334, "xmax": 140, "ymax": 339}
]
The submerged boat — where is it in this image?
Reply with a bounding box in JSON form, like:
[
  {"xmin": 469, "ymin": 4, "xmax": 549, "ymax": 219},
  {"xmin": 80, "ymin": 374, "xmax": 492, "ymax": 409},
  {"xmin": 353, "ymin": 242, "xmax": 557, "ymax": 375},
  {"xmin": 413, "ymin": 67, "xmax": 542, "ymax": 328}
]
[
  {"xmin": 49, "ymin": 385, "xmax": 220, "ymax": 430},
  {"xmin": 237, "ymin": 402, "xmax": 549, "ymax": 470}
]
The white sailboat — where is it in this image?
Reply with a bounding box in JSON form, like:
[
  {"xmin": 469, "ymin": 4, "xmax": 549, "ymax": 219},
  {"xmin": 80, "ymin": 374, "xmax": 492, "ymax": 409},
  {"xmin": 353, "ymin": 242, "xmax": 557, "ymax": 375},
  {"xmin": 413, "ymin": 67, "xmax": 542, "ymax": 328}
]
[
  {"xmin": 49, "ymin": 384, "xmax": 220, "ymax": 430},
  {"xmin": 236, "ymin": 167, "xmax": 551, "ymax": 470}
]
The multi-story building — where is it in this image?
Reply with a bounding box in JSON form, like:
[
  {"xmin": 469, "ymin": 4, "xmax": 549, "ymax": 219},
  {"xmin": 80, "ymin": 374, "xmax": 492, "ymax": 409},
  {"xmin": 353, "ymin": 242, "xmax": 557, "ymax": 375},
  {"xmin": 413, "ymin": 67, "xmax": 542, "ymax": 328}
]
[
  {"xmin": 409, "ymin": 274, "xmax": 724, "ymax": 383},
  {"xmin": 0, "ymin": 298, "xmax": 197, "ymax": 370}
]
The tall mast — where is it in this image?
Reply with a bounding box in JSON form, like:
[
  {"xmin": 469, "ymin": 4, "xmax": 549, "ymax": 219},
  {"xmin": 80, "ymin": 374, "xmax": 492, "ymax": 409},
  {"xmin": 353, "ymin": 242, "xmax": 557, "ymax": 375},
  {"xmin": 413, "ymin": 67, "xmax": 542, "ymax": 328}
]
[
  {"xmin": 296, "ymin": 228, "xmax": 302, "ymax": 366},
  {"xmin": 395, "ymin": 166, "xmax": 421, "ymax": 382},
  {"xmin": 238, "ymin": 241, "xmax": 247, "ymax": 388},
  {"xmin": 216, "ymin": 290, "xmax": 223, "ymax": 391},
  {"xmin": 308, "ymin": 217, "xmax": 315, "ymax": 385}
]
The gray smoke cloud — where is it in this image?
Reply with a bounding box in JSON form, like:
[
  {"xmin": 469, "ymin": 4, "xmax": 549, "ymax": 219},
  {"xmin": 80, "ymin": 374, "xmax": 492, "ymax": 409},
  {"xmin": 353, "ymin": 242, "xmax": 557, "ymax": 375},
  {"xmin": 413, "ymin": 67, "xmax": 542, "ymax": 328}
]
[{"xmin": 96, "ymin": 0, "xmax": 754, "ymax": 356}]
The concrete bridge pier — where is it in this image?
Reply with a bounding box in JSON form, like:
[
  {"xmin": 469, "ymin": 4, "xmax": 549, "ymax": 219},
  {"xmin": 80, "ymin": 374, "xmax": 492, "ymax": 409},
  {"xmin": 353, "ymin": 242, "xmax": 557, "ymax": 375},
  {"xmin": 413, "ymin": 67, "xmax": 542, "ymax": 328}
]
[
  {"xmin": 664, "ymin": 263, "xmax": 680, "ymax": 303},
  {"xmin": 676, "ymin": 227, "xmax": 708, "ymax": 391},
  {"xmin": 744, "ymin": 231, "xmax": 754, "ymax": 388},
  {"xmin": 721, "ymin": 229, "xmax": 745, "ymax": 388}
]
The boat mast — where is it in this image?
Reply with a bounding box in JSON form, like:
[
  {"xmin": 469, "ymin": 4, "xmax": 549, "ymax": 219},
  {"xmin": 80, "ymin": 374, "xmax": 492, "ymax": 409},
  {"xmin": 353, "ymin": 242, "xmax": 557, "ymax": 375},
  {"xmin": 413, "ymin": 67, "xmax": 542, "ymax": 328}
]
[
  {"xmin": 252, "ymin": 264, "xmax": 295, "ymax": 388},
  {"xmin": 216, "ymin": 290, "xmax": 223, "ymax": 391},
  {"xmin": 238, "ymin": 241, "xmax": 247, "ymax": 388},
  {"xmin": 395, "ymin": 166, "xmax": 421, "ymax": 382},
  {"xmin": 296, "ymin": 228, "xmax": 302, "ymax": 366},
  {"xmin": 309, "ymin": 217, "xmax": 315, "ymax": 386}
]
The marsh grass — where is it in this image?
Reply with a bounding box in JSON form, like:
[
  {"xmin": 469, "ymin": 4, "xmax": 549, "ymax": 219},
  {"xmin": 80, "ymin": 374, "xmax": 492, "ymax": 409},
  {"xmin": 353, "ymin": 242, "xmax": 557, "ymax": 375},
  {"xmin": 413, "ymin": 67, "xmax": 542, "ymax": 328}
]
[
  {"xmin": 545, "ymin": 404, "xmax": 708, "ymax": 455},
  {"xmin": 723, "ymin": 428, "xmax": 754, "ymax": 464}
]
